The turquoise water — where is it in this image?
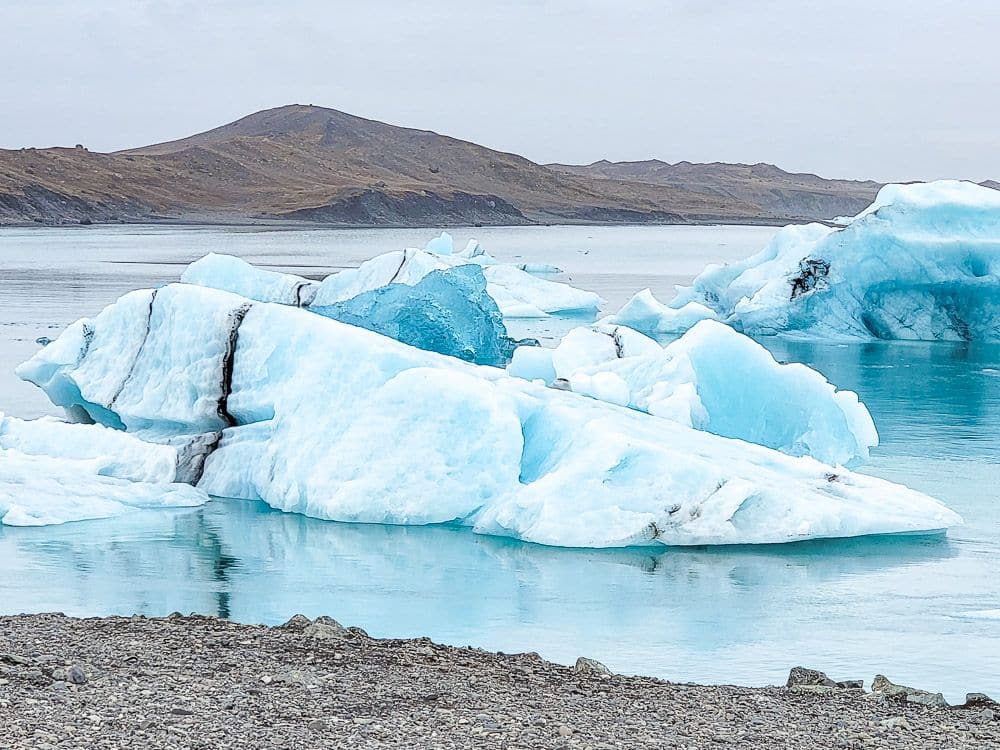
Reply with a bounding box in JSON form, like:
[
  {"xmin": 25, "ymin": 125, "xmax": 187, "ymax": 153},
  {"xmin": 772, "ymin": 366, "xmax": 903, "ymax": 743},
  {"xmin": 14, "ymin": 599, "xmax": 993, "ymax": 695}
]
[{"xmin": 1, "ymin": 225, "xmax": 998, "ymax": 702}]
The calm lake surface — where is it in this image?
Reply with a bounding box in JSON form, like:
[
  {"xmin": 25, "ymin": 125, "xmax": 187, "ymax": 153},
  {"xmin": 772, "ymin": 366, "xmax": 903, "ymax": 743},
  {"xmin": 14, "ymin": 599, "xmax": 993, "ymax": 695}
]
[{"xmin": 1, "ymin": 224, "xmax": 998, "ymax": 702}]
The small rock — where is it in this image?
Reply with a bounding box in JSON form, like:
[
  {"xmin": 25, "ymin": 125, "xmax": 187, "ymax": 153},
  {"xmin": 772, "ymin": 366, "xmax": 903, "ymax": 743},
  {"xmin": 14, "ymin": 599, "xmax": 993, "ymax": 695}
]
[
  {"xmin": 303, "ymin": 618, "xmax": 349, "ymax": 641},
  {"xmin": 558, "ymin": 724, "xmax": 575, "ymax": 737},
  {"xmin": 574, "ymin": 657, "xmax": 611, "ymax": 676},
  {"xmin": 0, "ymin": 653, "xmax": 33, "ymax": 667},
  {"xmin": 271, "ymin": 670, "xmax": 313, "ymax": 687},
  {"xmin": 836, "ymin": 680, "xmax": 864, "ymax": 690},
  {"xmin": 138, "ymin": 719, "xmax": 155, "ymax": 730},
  {"xmin": 979, "ymin": 708, "xmax": 996, "ymax": 722},
  {"xmin": 66, "ymin": 665, "xmax": 87, "ymax": 685},
  {"xmin": 965, "ymin": 692, "xmax": 999, "ymax": 708},
  {"xmin": 307, "ymin": 719, "xmax": 327, "ymax": 732},
  {"xmin": 880, "ymin": 716, "xmax": 911, "ymax": 731},
  {"xmin": 169, "ymin": 707, "xmax": 194, "ymax": 716},
  {"xmin": 872, "ymin": 674, "xmax": 949, "ymax": 707},
  {"xmin": 280, "ymin": 614, "xmax": 312, "ymax": 631},
  {"xmin": 786, "ymin": 666, "xmax": 836, "ymax": 688}
]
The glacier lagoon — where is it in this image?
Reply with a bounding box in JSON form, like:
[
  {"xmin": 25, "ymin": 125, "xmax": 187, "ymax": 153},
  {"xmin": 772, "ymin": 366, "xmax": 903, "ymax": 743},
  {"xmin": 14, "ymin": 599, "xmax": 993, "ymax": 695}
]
[{"xmin": 1, "ymin": 224, "xmax": 998, "ymax": 701}]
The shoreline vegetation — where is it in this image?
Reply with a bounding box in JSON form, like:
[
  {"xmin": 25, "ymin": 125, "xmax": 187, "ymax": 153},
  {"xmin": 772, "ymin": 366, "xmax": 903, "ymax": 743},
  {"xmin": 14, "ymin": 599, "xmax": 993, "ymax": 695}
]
[{"xmin": 1, "ymin": 613, "xmax": 996, "ymax": 749}]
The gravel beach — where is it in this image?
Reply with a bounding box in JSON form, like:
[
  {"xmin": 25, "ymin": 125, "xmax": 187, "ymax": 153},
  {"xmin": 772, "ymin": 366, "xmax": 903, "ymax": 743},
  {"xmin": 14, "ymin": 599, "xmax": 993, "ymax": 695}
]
[{"xmin": 1, "ymin": 613, "xmax": 997, "ymax": 749}]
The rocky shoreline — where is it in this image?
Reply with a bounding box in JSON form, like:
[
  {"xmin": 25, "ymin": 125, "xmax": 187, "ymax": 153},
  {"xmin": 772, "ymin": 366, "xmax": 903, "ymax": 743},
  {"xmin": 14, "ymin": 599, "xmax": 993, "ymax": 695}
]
[{"xmin": 1, "ymin": 613, "xmax": 996, "ymax": 749}]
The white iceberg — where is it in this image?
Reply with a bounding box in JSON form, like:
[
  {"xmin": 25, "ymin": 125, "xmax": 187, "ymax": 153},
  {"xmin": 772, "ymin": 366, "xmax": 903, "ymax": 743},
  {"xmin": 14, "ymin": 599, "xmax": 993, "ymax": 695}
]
[
  {"xmin": 601, "ymin": 289, "xmax": 717, "ymax": 336},
  {"xmin": 507, "ymin": 320, "xmax": 877, "ymax": 466},
  {"xmin": 17, "ymin": 283, "xmax": 958, "ymax": 546},
  {"xmin": 424, "ymin": 231, "xmax": 455, "ymax": 255},
  {"xmin": 0, "ymin": 413, "xmax": 207, "ymax": 526},
  {"xmin": 674, "ymin": 180, "xmax": 1000, "ymax": 340}
]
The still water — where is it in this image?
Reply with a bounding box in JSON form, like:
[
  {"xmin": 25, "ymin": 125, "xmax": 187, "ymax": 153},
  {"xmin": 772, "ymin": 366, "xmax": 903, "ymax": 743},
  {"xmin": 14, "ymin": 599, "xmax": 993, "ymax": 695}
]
[{"xmin": 1, "ymin": 224, "xmax": 998, "ymax": 702}]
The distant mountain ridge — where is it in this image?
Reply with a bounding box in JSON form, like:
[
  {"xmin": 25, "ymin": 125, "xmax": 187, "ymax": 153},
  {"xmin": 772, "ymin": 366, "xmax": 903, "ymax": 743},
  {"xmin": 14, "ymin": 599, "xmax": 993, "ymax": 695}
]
[
  {"xmin": 1, "ymin": 104, "xmax": 883, "ymax": 226},
  {"xmin": 547, "ymin": 159, "xmax": 882, "ymax": 221}
]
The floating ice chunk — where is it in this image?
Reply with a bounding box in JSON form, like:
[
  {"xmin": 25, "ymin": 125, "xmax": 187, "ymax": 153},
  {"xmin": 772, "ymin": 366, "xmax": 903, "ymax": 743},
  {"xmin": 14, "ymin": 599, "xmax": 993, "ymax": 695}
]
[
  {"xmin": 601, "ymin": 289, "xmax": 717, "ymax": 336},
  {"xmin": 308, "ymin": 247, "xmax": 601, "ymax": 319},
  {"xmin": 0, "ymin": 413, "xmax": 206, "ymax": 526},
  {"xmin": 0, "ymin": 449, "xmax": 206, "ymax": 526},
  {"xmin": 509, "ymin": 320, "xmax": 877, "ymax": 465},
  {"xmin": 181, "ymin": 253, "xmax": 318, "ymax": 306},
  {"xmin": 311, "ymin": 265, "xmax": 520, "ymax": 366},
  {"xmin": 424, "ymin": 232, "xmax": 454, "ymax": 255},
  {"xmin": 0, "ymin": 413, "xmax": 179, "ymax": 483},
  {"xmin": 19, "ymin": 284, "xmax": 957, "ymax": 546},
  {"xmin": 676, "ymin": 180, "xmax": 1000, "ymax": 340},
  {"xmin": 516, "ymin": 263, "xmax": 563, "ymax": 274},
  {"xmin": 482, "ymin": 265, "xmax": 603, "ymax": 317}
]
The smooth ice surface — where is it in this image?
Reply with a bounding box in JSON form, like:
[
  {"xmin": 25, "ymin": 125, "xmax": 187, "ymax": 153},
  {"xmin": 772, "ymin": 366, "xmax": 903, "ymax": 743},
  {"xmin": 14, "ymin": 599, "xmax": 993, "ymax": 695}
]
[
  {"xmin": 601, "ymin": 288, "xmax": 717, "ymax": 336},
  {"xmin": 676, "ymin": 181, "xmax": 1000, "ymax": 340},
  {"xmin": 509, "ymin": 320, "xmax": 877, "ymax": 465},
  {"xmin": 311, "ymin": 265, "xmax": 519, "ymax": 367},
  {"xmin": 0, "ymin": 413, "xmax": 179, "ymax": 483},
  {"xmin": 0, "ymin": 414, "xmax": 206, "ymax": 526},
  {"xmin": 181, "ymin": 253, "xmax": 317, "ymax": 306},
  {"xmin": 18, "ymin": 284, "xmax": 957, "ymax": 546}
]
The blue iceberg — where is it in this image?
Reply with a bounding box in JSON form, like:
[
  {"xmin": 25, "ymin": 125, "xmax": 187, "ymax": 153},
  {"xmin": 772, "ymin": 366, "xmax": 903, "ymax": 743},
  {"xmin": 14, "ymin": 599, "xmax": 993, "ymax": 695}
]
[
  {"xmin": 310, "ymin": 265, "xmax": 522, "ymax": 367},
  {"xmin": 673, "ymin": 180, "xmax": 1000, "ymax": 340}
]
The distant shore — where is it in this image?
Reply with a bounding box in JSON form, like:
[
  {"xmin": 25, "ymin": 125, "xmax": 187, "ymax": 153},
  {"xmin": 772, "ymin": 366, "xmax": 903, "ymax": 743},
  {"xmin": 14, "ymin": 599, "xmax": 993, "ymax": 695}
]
[
  {"xmin": 0, "ymin": 216, "xmax": 800, "ymax": 230},
  {"xmin": 1, "ymin": 613, "xmax": 995, "ymax": 749}
]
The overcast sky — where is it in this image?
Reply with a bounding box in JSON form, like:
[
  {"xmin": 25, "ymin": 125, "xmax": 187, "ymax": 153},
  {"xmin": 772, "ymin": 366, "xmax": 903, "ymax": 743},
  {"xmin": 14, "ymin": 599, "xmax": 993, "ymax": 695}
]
[{"xmin": 2, "ymin": 0, "xmax": 998, "ymax": 182}]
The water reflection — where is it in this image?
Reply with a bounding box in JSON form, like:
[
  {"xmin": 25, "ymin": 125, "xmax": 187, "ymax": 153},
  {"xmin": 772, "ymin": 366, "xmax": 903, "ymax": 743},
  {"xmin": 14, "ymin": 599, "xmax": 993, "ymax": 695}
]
[{"xmin": 3, "ymin": 498, "xmax": 982, "ymax": 696}]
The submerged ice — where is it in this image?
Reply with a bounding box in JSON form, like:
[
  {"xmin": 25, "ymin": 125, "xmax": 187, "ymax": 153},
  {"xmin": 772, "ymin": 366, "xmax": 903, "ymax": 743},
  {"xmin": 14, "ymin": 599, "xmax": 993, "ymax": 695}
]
[
  {"xmin": 507, "ymin": 320, "xmax": 877, "ymax": 466},
  {"xmin": 674, "ymin": 180, "xmax": 1000, "ymax": 340},
  {"xmin": 16, "ymin": 283, "xmax": 958, "ymax": 546}
]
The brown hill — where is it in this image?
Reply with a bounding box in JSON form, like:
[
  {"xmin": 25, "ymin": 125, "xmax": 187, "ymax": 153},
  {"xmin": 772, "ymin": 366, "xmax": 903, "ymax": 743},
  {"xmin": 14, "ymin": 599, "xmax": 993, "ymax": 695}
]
[
  {"xmin": 548, "ymin": 160, "xmax": 882, "ymax": 221},
  {"xmin": 0, "ymin": 105, "xmax": 867, "ymax": 226}
]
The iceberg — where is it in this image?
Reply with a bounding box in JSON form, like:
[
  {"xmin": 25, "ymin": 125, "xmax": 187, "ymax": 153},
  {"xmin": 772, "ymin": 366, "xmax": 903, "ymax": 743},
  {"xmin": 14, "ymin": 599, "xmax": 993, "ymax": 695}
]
[
  {"xmin": 0, "ymin": 413, "xmax": 207, "ymax": 526},
  {"xmin": 507, "ymin": 320, "xmax": 877, "ymax": 466},
  {"xmin": 601, "ymin": 289, "xmax": 717, "ymax": 337},
  {"xmin": 17, "ymin": 283, "xmax": 958, "ymax": 546},
  {"xmin": 424, "ymin": 231, "xmax": 455, "ymax": 256},
  {"xmin": 307, "ymin": 247, "xmax": 602, "ymax": 318},
  {"xmin": 675, "ymin": 180, "xmax": 1000, "ymax": 340},
  {"xmin": 310, "ymin": 265, "xmax": 521, "ymax": 367}
]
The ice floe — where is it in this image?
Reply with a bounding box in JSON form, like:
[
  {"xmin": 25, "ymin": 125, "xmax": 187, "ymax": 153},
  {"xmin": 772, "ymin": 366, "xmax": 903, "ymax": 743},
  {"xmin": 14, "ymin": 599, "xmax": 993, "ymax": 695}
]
[{"xmin": 16, "ymin": 283, "xmax": 958, "ymax": 546}]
